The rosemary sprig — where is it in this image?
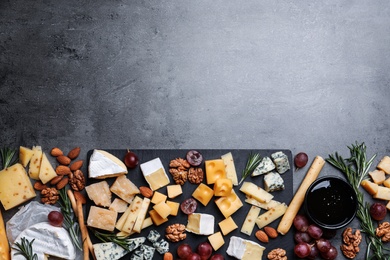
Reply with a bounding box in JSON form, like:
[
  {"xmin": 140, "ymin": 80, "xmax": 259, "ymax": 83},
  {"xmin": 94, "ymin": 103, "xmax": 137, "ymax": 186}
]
[
  {"xmin": 0, "ymin": 147, "xmax": 17, "ymax": 170},
  {"xmin": 239, "ymin": 152, "xmax": 262, "ymax": 185},
  {"xmin": 327, "ymin": 142, "xmax": 390, "ymax": 260},
  {"xmin": 91, "ymin": 229, "xmax": 130, "ymax": 250},
  {"xmin": 58, "ymin": 188, "xmax": 82, "ymax": 251},
  {"xmin": 12, "ymin": 237, "xmax": 38, "ymax": 260}
]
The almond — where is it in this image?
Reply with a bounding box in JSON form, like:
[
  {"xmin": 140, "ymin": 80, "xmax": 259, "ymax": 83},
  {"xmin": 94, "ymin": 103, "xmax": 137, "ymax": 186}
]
[
  {"xmin": 34, "ymin": 181, "xmax": 47, "ymax": 191},
  {"xmin": 70, "ymin": 160, "xmax": 83, "ymax": 171},
  {"xmin": 163, "ymin": 252, "xmax": 173, "ymax": 260},
  {"xmin": 73, "ymin": 191, "xmax": 87, "ymax": 204},
  {"xmin": 57, "ymin": 155, "xmax": 71, "ymax": 165},
  {"xmin": 67, "ymin": 147, "xmax": 81, "ymax": 160},
  {"xmin": 56, "ymin": 177, "xmax": 69, "ymax": 190},
  {"xmin": 255, "ymin": 230, "xmax": 269, "ymax": 243},
  {"xmin": 264, "ymin": 226, "xmax": 278, "ymax": 239},
  {"xmin": 50, "ymin": 147, "xmax": 63, "ymax": 157},
  {"xmin": 50, "ymin": 175, "xmax": 63, "ymax": 185},
  {"xmin": 139, "ymin": 186, "xmax": 153, "ymax": 198},
  {"xmin": 56, "ymin": 165, "xmax": 71, "ymax": 175}
]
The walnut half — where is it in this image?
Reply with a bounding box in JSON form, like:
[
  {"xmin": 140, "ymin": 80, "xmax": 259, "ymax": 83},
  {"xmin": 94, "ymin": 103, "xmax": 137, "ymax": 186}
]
[
  {"xmin": 69, "ymin": 170, "xmax": 86, "ymax": 191},
  {"xmin": 341, "ymin": 227, "xmax": 362, "ymax": 259},
  {"xmin": 41, "ymin": 187, "xmax": 59, "ymax": 205},
  {"xmin": 165, "ymin": 223, "xmax": 186, "ymax": 242},
  {"xmin": 267, "ymin": 248, "xmax": 287, "ymax": 260},
  {"xmin": 376, "ymin": 222, "xmax": 390, "ymax": 242}
]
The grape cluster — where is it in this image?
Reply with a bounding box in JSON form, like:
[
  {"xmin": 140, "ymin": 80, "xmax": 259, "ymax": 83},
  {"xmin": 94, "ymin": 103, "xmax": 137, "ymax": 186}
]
[{"xmin": 293, "ymin": 214, "xmax": 338, "ymax": 260}]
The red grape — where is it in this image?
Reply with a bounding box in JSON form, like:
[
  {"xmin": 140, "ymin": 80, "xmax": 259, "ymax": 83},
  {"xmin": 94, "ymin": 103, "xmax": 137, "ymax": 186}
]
[
  {"xmin": 320, "ymin": 245, "xmax": 338, "ymax": 260},
  {"xmin": 48, "ymin": 211, "xmax": 64, "ymax": 227},
  {"xmin": 180, "ymin": 198, "xmax": 198, "ymax": 214},
  {"xmin": 124, "ymin": 150, "xmax": 139, "ymax": 169},
  {"xmin": 210, "ymin": 254, "xmax": 224, "ymax": 260},
  {"xmin": 294, "ymin": 232, "xmax": 312, "ymax": 243},
  {"xmin": 307, "ymin": 224, "xmax": 323, "ymax": 240},
  {"xmin": 293, "ymin": 214, "xmax": 309, "ymax": 232},
  {"xmin": 187, "ymin": 253, "xmax": 201, "ymax": 260},
  {"xmin": 177, "ymin": 244, "xmax": 192, "ymax": 259},
  {"xmin": 294, "ymin": 152, "xmax": 308, "ymax": 169},
  {"xmin": 197, "ymin": 242, "xmax": 213, "ymax": 260},
  {"xmin": 316, "ymin": 238, "xmax": 331, "ymax": 253},
  {"xmin": 186, "ymin": 150, "xmax": 203, "ymax": 166},
  {"xmin": 294, "ymin": 242, "xmax": 311, "ymax": 258},
  {"xmin": 370, "ymin": 203, "xmax": 387, "ymax": 221},
  {"xmin": 307, "ymin": 244, "xmax": 319, "ymax": 260}
]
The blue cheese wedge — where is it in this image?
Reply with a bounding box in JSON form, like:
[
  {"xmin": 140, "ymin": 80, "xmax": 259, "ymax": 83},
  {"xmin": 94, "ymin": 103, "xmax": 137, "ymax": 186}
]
[
  {"xmin": 227, "ymin": 236, "xmax": 265, "ymax": 260},
  {"xmin": 264, "ymin": 172, "xmax": 285, "ymax": 192},
  {"xmin": 153, "ymin": 239, "xmax": 169, "ymax": 254},
  {"xmin": 147, "ymin": 230, "xmax": 161, "ymax": 243},
  {"xmin": 140, "ymin": 158, "xmax": 170, "ymax": 191},
  {"xmin": 252, "ymin": 157, "xmax": 275, "ymax": 176},
  {"xmin": 89, "ymin": 149, "xmax": 128, "ymax": 179},
  {"xmin": 126, "ymin": 237, "xmax": 145, "ymax": 252},
  {"xmin": 141, "ymin": 244, "xmax": 155, "ymax": 260},
  {"xmin": 93, "ymin": 242, "xmax": 129, "ymax": 260},
  {"xmin": 271, "ymin": 151, "xmax": 290, "ymax": 174},
  {"xmin": 130, "ymin": 249, "xmax": 143, "ymax": 260},
  {"xmin": 186, "ymin": 213, "xmax": 215, "ymax": 235}
]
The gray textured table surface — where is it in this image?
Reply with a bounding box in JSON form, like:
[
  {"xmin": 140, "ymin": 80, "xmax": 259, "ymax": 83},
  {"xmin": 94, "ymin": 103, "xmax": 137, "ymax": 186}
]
[{"xmin": 1, "ymin": 0, "xmax": 390, "ymax": 259}]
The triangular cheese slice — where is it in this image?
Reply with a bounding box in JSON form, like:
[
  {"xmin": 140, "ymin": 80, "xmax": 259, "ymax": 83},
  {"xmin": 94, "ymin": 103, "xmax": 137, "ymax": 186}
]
[
  {"xmin": 19, "ymin": 146, "xmax": 34, "ymax": 167},
  {"xmin": 88, "ymin": 149, "xmax": 127, "ymax": 179},
  {"xmin": 39, "ymin": 153, "xmax": 57, "ymax": 184},
  {"xmin": 28, "ymin": 146, "xmax": 43, "ymax": 180}
]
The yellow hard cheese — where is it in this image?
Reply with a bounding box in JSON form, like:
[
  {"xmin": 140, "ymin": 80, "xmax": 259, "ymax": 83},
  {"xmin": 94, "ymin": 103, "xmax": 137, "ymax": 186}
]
[
  {"xmin": 215, "ymin": 190, "xmax": 243, "ymax": 218},
  {"xmin": 132, "ymin": 198, "xmax": 151, "ymax": 233},
  {"xmin": 241, "ymin": 206, "xmax": 261, "ymax": 236},
  {"xmin": 87, "ymin": 206, "xmax": 117, "ymax": 231},
  {"xmin": 28, "ymin": 146, "xmax": 42, "ymax": 180},
  {"xmin": 166, "ymin": 200, "xmax": 179, "ymax": 216},
  {"xmin": 240, "ymin": 181, "xmax": 273, "ymax": 203},
  {"xmin": 151, "ymin": 191, "xmax": 167, "ymax": 204},
  {"xmin": 167, "ymin": 184, "xmax": 182, "ymax": 199},
  {"xmin": 149, "ymin": 209, "xmax": 168, "ymax": 226},
  {"xmin": 85, "ymin": 181, "xmax": 112, "ymax": 207},
  {"xmin": 140, "ymin": 158, "xmax": 170, "ymax": 191},
  {"xmin": 214, "ymin": 178, "xmax": 233, "ymax": 196},
  {"xmin": 373, "ymin": 186, "xmax": 390, "ymax": 200},
  {"xmin": 245, "ymin": 196, "xmax": 281, "ymax": 210},
  {"xmin": 153, "ymin": 201, "xmax": 171, "ymax": 219},
  {"xmin": 208, "ymin": 232, "xmax": 224, "ymax": 251},
  {"xmin": 192, "ymin": 183, "xmax": 214, "ymax": 206},
  {"xmin": 255, "ymin": 203, "xmax": 287, "ymax": 229},
  {"xmin": 19, "ymin": 146, "xmax": 34, "ymax": 167},
  {"xmin": 0, "ymin": 163, "xmax": 36, "ymax": 210},
  {"xmin": 218, "ymin": 216, "xmax": 238, "ymax": 236},
  {"xmin": 38, "ymin": 153, "xmax": 57, "ymax": 184},
  {"xmin": 221, "ymin": 152, "xmax": 238, "ymax": 185},
  {"xmin": 121, "ymin": 196, "xmax": 143, "ymax": 233},
  {"xmin": 0, "ymin": 210, "xmax": 10, "ymax": 260},
  {"xmin": 377, "ymin": 156, "xmax": 390, "ymax": 174},
  {"xmin": 110, "ymin": 175, "xmax": 139, "ymax": 203},
  {"xmin": 205, "ymin": 159, "xmax": 226, "ymax": 184}
]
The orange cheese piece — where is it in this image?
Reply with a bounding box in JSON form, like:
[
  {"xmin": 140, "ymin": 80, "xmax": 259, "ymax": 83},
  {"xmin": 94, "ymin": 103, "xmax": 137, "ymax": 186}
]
[
  {"xmin": 192, "ymin": 183, "xmax": 214, "ymax": 206},
  {"xmin": 214, "ymin": 178, "xmax": 233, "ymax": 196},
  {"xmin": 205, "ymin": 159, "xmax": 226, "ymax": 184}
]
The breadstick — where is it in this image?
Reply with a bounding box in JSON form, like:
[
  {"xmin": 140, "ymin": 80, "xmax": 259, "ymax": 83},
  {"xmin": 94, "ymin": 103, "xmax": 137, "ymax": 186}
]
[
  {"xmin": 67, "ymin": 189, "xmax": 78, "ymax": 217},
  {"xmin": 277, "ymin": 156, "xmax": 325, "ymax": 235},
  {"xmin": 77, "ymin": 200, "xmax": 89, "ymax": 260}
]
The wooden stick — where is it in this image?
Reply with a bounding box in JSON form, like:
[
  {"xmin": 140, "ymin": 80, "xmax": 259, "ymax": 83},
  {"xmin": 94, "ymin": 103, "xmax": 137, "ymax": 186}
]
[
  {"xmin": 277, "ymin": 156, "xmax": 325, "ymax": 235},
  {"xmin": 77, "ymin": 200, "xmax": 89, "ymax": 260}
]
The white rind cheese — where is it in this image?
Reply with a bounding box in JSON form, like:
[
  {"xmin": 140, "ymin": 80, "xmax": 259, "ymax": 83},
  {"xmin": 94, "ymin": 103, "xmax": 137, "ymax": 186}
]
[
  {"xmin": 271, "ymin": 151, "xmax": 290, "ymax": 174},
  {"xmin": 93, "ymin": 242, "xmax": 129, "ymax": 260},
  {"xmin": 264, "ymin": 172, "xmax": 285, "ymax": 192},
  {"xmin": 186, "ymin": 213, "xmax": 215, "ymax": 235},
  {"xmin": 88, "ymin": 149, "xmax": 128, "ymax": 179},
  {"xmin": 140, "ymin": 158, "xmax": 170, "ymax": 191},
  {"xmin": 227, "ymin": 236, "xmax": 265, "ymax": 259},
  {"xmin": 11, "ymin": 222, "xmax": 76, "ymax": 260},
  {"xmin": 252, "ymin": 157, "xmax": 275, "ymax": 176}
]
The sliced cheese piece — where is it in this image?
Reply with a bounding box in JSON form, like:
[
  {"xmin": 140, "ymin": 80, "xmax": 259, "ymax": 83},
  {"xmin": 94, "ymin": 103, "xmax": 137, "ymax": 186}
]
[
  {"xmin": 369, "ymin": 170, "xmax": 386, "ymax": 185},
  {"xmin": 85, "ymin": 181, "xmax": 112, "ymax": 207},
  {"xmin": 149, "ymin": 209, "xmax": 168, "ymax": 226},
  {"xmin": 116, "ymin": 206, "xmax": 132, "ymax": 231},
  {"xmin": 205, "ymin": 159, "xmax": 227, "ymax": 184},
  {"xmin": 166, "ymin": 200, "xmax": 179, "ymax": 216},
  {"xmin": 38, "ymin": 153, "xmax": 57, "ymax": 184},
  {"xmin": 240, "ymin": 181, "xmax": 273, "ymax": 203},
  {"xmin": 153, "ymin": 201, "xmax": 171, "ymax": 219},
  {"xmin": 0, "ymin": 163, "xmax": 36, "ymax": 210},
  {"xmin": 245, "ymin": 196, "xmax": 281, "ymax": 210},
  {"xmin": 215, "ymin": 190, "xmax": 243, "ymax": 218},
  {"xmin": 361, "ymin": 179, "xmax": 379, "ymax": 195},
  {"xmin": 167, "ymin": 184, "xmax": 182, "ymax": 199},
  {"xmin": 192, "ymin": 183, "xmax": 214, "ymax": 206},
  {"xmin": 121, "ymin": 196, "xmax": 143, "ymax": 233},
  {"xmin": 186, "ymin": 213, "xmax": 214, "ymax": 235},
  {"xmin": 109, "ymin": 198, "xmax": 128, "ymax": 213},
  {"xmin": 28, "ymin": 146, "xmax": 43, "ymax": 180},
  {"xmin": 377, "ymin": 156, "xmax": 390, "ymax": 174},
  {"xmin": 373, "ymin": 186, "xmax": 390, "ymax": 200},
  {"xmin": 383, "ymin": 178, "xmax": 390, "ymax": 188},
  {"xmin": 87, "ymin": 206, "xmax": 118, "ymax": 231},
  {"xmin": 226, "ymin": 236, "xmax": 265, "ymax": 260},
  {"xmin": 208, "ymin": 232, "xmax": 224, "ymax": 251},
  {"xmin": 93, "ymin": 242, "xmax": 130, "ymax": 260},
  {"xmin": 255, "ymin": 203, "xmax": 287, "ymax": 229},
  {"xmin": 11, "ymin": 222, "xmax": 76, "ymax": 260},
  {"xmin": 0, "ymin": 210, "xmax": 10, "ymax": 260},
  {"xmin": 132, "ymin": 198, "xmax": 151, "ymax": 233},
  {"xmin": 117, "ymin": 218, "xmax": 153, "ymax": 238},
  {"xmin": 240, "ymin": 206, "xmax": 261, "ymax": 236},
  {"xmin": 19, "ymin": 146, "xmax": 34, "ymax": 167},
  {"xmin": 252, "ymin": 156, "xmax": 275, "ymax": 176},
  {"xmin": 140, "ymin": 158, "xmax": 170, "ymax": 191},
  {"xmin": 221, "ymin": 152, "xmax": 238, "ymax": 185},
  {"xmin": 218, "ymin": 216, "xmax": 238, "ymax": 236},
  {"xmin": 151, "ymin": 191, "xmax": 167, "ymax": 204},
  {"xmin": 88, "ymin": 149, "xmax": 127, "ymax": 179},
  {"xmin": 110, "ymin": 175, "xmax": 139, "ymax": 203}
]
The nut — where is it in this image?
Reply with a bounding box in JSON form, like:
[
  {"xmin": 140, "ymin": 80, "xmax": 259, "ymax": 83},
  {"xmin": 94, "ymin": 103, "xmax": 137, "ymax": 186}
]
[
  {"xmin": 188, "ymin": 167, "xmax": 204, "ymax": 184},
  {"xmin": 169, "ymin": 168, "xmax": 188, "ymax": 185},
  {"xmin": 56, "ymin": 177, "xmax": 69, "ymax": 190},
  {"xmin": 70, "ymin": 160, "xmax": 83, "ymax": 171},
  {"xmin": 165, "ymin": 223, "xmax": 187, "ymax": 242},
  {"xmin": 73, "ymin": 191, "xmax": 87, "ymax": 204},
  {"xmin": 69, "ymin": 170, "xmax": 86, "ymax": 191},
  {"xmin": 139, "ymin": 186, "xmax": 153, "ymax": 198},
  {"xmin": 50, "ymin": 175, "xmax": 63, "ymax": 185},
  {"xmin": 376, "ymin": 222, "xmax": 390, "ymax": 242},
  {"xmin": 341, "ymin": 227, "xmax": 362, "ymax": 259},
  {"xmin": 264, "ymin": 226, "xmax": 278, "ymax": 239},
  {"xmin": 50, "ymin": 147, "xmax": 63, "ymax": 157},
  {"xmin": 56, "ymin": 165, "xmax": 71, "ymax": 175},
  {"xmin": 255, "ymin": 230, "xmax": 269, "ymax": 243},
  {"xmin": 67, "ymin": 147, "xmax": 81, "ymax": 159},
  {"xmin": 267, "ymin": 248, "xmax": 287, "ymax": 260},
  {"xmin": 57, "ymin": 155, "xmax": 71, "ymax": 165},
  {"xmin": 34, "ymin": 181, "xmax": 47, "ymax": 191},
  {"xmin": 41, "ymin": 187, "xmax": 59, "ymax": 204},
  {"xmin": 163, "ymin": 252, "xmax": 173, "ymax": 260}
]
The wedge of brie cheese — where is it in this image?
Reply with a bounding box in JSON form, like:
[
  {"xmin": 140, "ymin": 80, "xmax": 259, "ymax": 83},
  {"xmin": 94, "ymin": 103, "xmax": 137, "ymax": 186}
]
[
  {"xmin": 88, "ymin": 149, "xmax": 128, "ymax": 179},
  {"xmin": 186, "ymin": 213, "xmax": 214, "ymax": 235},
  {"xmin": 227, "ymin": 236, "xmax": 265, "ymax": 260},
  {"xmin": 140, "ymin": 158, "xmax": 170, "ymax": 191},
  {"xmin": 11, "ymin": 222, "xmax": 76, "ymax": 260}
]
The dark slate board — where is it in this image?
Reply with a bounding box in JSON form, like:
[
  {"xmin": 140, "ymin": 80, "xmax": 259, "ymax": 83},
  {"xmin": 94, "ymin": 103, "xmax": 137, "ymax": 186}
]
[{"xmin": 86, "ymin": 149, "xmax": 294, "ymax": 260}]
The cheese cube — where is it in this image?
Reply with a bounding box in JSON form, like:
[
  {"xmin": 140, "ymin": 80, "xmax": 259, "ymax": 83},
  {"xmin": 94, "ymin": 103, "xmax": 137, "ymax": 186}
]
[
  {"xmin": 186, "ymin": 213, "xmax": 214, "ymax": 235},
  {"xmin": 19, "ymin": 146, "xmax": 34, "ymax": 167},
  {"xmin": 86, "ymin": 181, "xmax": 112, "ymax": 207},
  {"xmin": 109, "ymin": 198, "xmax": 128, "ymax": 213},
  {"xmin": 240, "ymin": 181, "xmax": 274, "ymax": 203},
  {"xmin": 151, "ymin": 191, "xmax": 167, "ymax": 204},
  {"xmin": 221, "ymin": 152, "xmax": 238, "ymax": 185},
  {"xmin": 369, "ymin": 170, "xmax": 386, "ymax": 185},
  {"xmin": 383, "ymin": 178, "xmax": 390, "ymax": 188},
  {"xmin": 264, "ymin": 172, "xmax": 285, "ymax": 192},
  {"xmin": 215, "ymin": 190, "xmax": 243, "ymax": 218},
  {"xmin": 110, "ymin": 175, "xmax": 139, "ymax": 203},
  {"xmin": 361, "ymin": 179, "xmax": 379, "ymax": 195},
  {"xmin": 88, "ymin": 149, "xmax": 127, "ymax": 179},
  {"xmin": 386, "ymin": 201, "xmax": 390, "ymax": 211},
  {"xmin": 255, "ymin": 203, "xmax": 287, "ymax": 229},
  {"xmin": 0, "ymin": 163, "xmax": 36, "ymax": 210},
  {"xmin": 205, "ymin": 159, "xmax": 226, "ymax": 184},
  {"xmin": 192, "ymin": 183, "xmax": 214, "ymax": 206},
  {"xmin": 214, "ymin": 178, "xmax": 233, "ymax": 196},
  {"xmin": 166, "ymin": 200, "xmax": 179, "ymax": 216},
  {"xmin": 140, "ymin": 158, "xmax": 170, "ymax": 191},
  {"xmin": 377, "ymin": 156, "xmax": 390, "ymax": 174},
  {"xmin": 373, "ymin": 186, "xmax": 390, "ymax": 200},
  {"xmin": 167, "ymin": 184, "xmax": 182, "ymax": 199},
  {"xmin": 208, "ymin": 232, "xmax": 224, "ymax": 251},
  {"xmin": 28, "ymin": 146, "xmax": 42, "ymax": 180},
  {"xmin": 218, "ymin": 216, "xmax": 238, "ymax": 236},
  {"xmin": 271, "ymin": 151, "xmax": 290, "ymax": 174},
  {"xmin": 241, "ymin": 206, "xmax": 261, "ymax": 236},
  {"xmin": 149, "ymin": 209, "xmax": 168, "ymax": 226},
  {"xmin": 87, "ymin": 206, "xmax": 117, "ymax": 231},
  {"xmin": 38, "ymin": 153, "xmax": 57, "ymax": 184},
  {"xmin": 153, "ymin": 201, "xmax": 172, "ymax": 219}
]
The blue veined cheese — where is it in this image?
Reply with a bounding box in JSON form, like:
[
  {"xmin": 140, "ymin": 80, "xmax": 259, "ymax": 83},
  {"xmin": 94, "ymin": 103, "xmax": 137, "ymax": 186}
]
[
  {"xmin": 271, "ymin": 151, "xmax": 290, "ymax": 174},
  {"xmin": 264, "ymin": 172, "xmax": 285, "ymax": 192},
  {"xmin": 93, "ymin": 242, "xmax": 129, "ymax": 260},
  {"xmin": 141, "ymin": 244, "xmax": 155, "ymax": 260},
  {"xmin": 153, "ymin": 239, "xmax": 169, "ymax": 254},
  {"xmin": 130, "ymin": 249, "xmax": 143, "ymax": 260},
  {"xmin": 147, "ymin": 229, "xmax": 160, "ymax": 243},
  {"xmin": 126, "ymin": 237, "xmax": 145, "ymax": 252},
  {"xmin": 252, "ymin": 157, "xmax": 275, "ymax": 176},
  {"xmin": 227, "ymin": 236, "xmax": 265, "ymax": 260}
]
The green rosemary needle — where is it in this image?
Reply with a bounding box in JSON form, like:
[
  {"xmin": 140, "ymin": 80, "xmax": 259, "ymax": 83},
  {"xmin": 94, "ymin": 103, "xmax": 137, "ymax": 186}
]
[
  {"xmin": 12, "ymin": 237, "xmax": 38, "ymax": 260},
  {"xmin": 0, "ymin": 147, "xmax": 17, "ymax": 170},
  {"xmin": 239, "ymin": 152, "xmax": 262, "ymax": 185},
  {"xmin": 91, "ymin": 229, "xmax": 130, "ymax": 250}
]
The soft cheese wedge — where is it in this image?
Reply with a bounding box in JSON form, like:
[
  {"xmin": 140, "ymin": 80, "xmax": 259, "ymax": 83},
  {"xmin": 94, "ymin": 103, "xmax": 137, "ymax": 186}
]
[
  {"xmin": 11, "ymin": 222, "xmax": 76, "ymax": 260},
  {"xmin": 0, "ymin": 163, "xmax": 36, "ymax": 210},
  {"xmin": 89, "ymin": 149, "xmax": 128, "ymax": 179},
  {"xmin": 186, "ymin": 213, "xmax": 215, "ymax": 235},
  {"xmin": 140, "ymin": 158, "xmax": 170, "ymax": 191},
  {"xmin": 227, "ymin": 236, "xmax": 265, "ymax": 260}
]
